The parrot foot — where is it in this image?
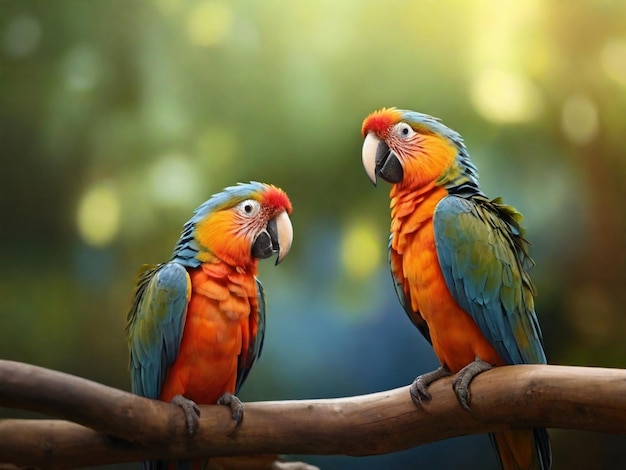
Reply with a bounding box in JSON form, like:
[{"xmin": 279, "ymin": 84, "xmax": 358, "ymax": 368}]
[
  {"xmin": 217, "ymin": 392, "xmax": 244, "ymax": 425},
  {"xmin": 171, "ymin": 394, "xmax": 201, "ymax": 436},
  {"xmin": 452, "ymin": 358, "xmax": 493, "ymax": 411},
  {"xmin": 409, "ymin": 366, "xmax": 452, "ymax": 408}
]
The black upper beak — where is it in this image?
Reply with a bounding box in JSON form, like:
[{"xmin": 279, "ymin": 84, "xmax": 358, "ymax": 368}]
[
  {"xmin": 251, "ymin": 211, "xmax": 293, "ymax": 265},
  {"xmin": 251, "ymin": 228, "xmax": 274, "ymax": 260},
  {"xmin": 362, "ymin": 133, "xmax": 404, "ymax": 185}
]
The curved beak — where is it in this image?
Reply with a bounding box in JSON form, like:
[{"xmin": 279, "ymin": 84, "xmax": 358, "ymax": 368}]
[
  {"xmin": 251, "ymin": 210, "xmax": 293, "ymax": 265},
  {"xmin": 270, "ymin": 210, "xmax": 293, "ymax": 265},
  {"xmin": 362, "ymin": 132, "xmax": 404, "ymax": 185},
  {"xmin": 362, "ymin": 132, "xmax": 381, "ymax": 185}
]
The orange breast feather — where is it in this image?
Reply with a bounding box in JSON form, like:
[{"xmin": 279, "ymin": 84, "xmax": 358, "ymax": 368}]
[{"xmin": 159, "ymin": 263, "xmax": 257, "ymax": 404}]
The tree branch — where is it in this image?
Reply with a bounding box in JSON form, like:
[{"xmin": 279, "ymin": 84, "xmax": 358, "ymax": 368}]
[{"xmin": 1, "ymin": 360, "xmax": 626, "ymax": 468}]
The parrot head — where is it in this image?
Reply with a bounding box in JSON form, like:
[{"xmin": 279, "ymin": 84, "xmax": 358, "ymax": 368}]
[
  {"xmin": 172, "ymin": 182, "xmax": 293, "ymax": 270},
  {"xmin": 361, "ymin": 107, "xmax": 481, "ymax": 195}
]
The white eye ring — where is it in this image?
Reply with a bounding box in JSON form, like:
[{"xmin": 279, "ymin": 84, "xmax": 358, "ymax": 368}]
[
  {"xmin": 236, "ymin": 199, "xmax": 261, "ymax": 217},
  {"xmin": 394, "ymin": 122, "xmax": 415, "ymax": 139}
]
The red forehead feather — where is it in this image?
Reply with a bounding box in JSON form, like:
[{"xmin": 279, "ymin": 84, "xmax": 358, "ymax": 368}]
[
  {"xmin": 361, "ymin": 107, "xmax": 403, "ymax": 137},
  {"xmin": 261, "ymin": 185, "xmax": 292, "ymax": 214}
]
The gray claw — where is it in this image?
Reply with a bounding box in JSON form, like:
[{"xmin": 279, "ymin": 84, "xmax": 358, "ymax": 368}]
[
  {"xmin": 410, "ymin": 376, "xmax": 432, "ymax": 406},
  {"xmin": 217, "ymin": 392, "xmax": 244, "ymax": 424},
  {"xmin": 171, "ymin": 394, "xmax": 201, "ymax": 435},
  {"xmin": 409, "ymin": 366, "xmax": 452, "ymax": 408},
  {"xmin": 452, "ymin": 358, "xmax": 492, "ymax": 411}
]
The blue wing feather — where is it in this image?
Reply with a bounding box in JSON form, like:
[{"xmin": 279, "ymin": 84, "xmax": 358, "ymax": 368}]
[
  {"xmin": 126, "ymin": 262, "xmax": 190, "ymax": 399},
  {"xmin": 433, "ymin": 195, "xmax": 546, "ymax": 366}
]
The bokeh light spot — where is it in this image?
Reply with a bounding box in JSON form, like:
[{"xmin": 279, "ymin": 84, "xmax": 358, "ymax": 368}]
[
  {"xmin": 150, "ymin": 153, "xmax": 202, "ymax": 208},
  {"xmin": 186, "ymin": 1, "xmax": 234, "ymax": 47},
  {"xmin": 561, "ymin": 94, "xmax": 599, "ymax": 146},
  {"xmin": 2, "ymin": 15, "xmax": 41, "ymax": 58},
  {"xmin": 470, "ymin": 69, "xmax": 543, "ymax": 123},
  {"xmin": 340, "ymin": 220, "xmax": 382, "ymax": 280},
  {"xmin": 77, "ymin": 181, "xmax": 121, "ymax": 247},
  {"xmin": 62, "ymin": 45, "xmax": 101, "ymax": 92},
  {"xmin": 601, "ymin": 38, "xmax": 626, "ymax": 87}
]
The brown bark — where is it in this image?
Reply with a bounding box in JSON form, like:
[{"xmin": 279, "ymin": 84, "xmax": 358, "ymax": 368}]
[{"xmin": 1, "ymin": 360, "xmax": 626, "ymax": 468}]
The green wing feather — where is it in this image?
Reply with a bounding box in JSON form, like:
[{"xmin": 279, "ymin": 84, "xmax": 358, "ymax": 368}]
[
  {"xmin": 126, "ymin": 262, "xmax": 190, "ymax": 399},
  {"xmin": 433, "ymin": 195, "xmax": 546, "ymax": 365}
]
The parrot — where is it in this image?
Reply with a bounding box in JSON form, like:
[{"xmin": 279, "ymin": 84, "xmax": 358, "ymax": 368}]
[
  {"xmin": 126, "ymin": 181, "xmax": 293, "ymax": 470},
  {"xmin": 360, "ymin": 108, "xmax": 551, "ymax": 470}
]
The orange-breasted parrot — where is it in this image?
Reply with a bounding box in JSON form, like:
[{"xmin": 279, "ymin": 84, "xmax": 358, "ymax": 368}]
[
  {"xmin": 126, "ymin": 182, "xmax": 293, "ymax": 469},
  {"xmin": 361, "ymin": 108, "xmax": 551, "ymax": 470}
]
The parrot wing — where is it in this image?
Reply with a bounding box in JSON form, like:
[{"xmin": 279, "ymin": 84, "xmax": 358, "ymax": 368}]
[
  {"xmin": 126, "ymin": 262, "xmax": 191, "ymax": 399},
  {"xmin": 234, "ymin": 278, "xmax": 266, "ymax": 394},
  {"xmin": 389, "ymin": 236, "xmax": 432, "ymax": 345},
  {"xmin": 433, "ymin": 195, "xmax": 546, "ymax": 365}
]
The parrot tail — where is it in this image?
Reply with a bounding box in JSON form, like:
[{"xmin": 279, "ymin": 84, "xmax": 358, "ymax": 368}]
[{"xmin": 491, "ymin": 428, "xmax": 551, "ymax": 470}]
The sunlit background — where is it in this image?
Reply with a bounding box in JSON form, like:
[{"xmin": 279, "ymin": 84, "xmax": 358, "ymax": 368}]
[{"xmin": 2, "ymin": 0, "xmax": 626, "ymax": 468}]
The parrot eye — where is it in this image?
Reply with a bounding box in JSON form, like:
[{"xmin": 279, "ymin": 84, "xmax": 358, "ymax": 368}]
[
  {"xmin": 236, "ymin": 199, "xmax": 261, "ymax": 217},
  {"xmin": 394, "ymin": 123, "xmax": 416, "ymax": 139}
]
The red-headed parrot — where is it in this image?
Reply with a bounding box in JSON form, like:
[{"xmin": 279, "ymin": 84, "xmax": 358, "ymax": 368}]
[
  {"xmin": 361, "ymin": 108, "xmax": 551, "ymax": 470},
  {"xmin": 126, "ymin": 182, "xmax": 293, "ymax": 469}
]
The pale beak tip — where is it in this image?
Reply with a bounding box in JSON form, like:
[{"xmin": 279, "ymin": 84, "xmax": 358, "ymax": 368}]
[
  {"xmin": 274, "ymin": 211, "xmax": 293, "ymax": 265},
  {"xmin": 362, "ymin": 132, "xmax": 379, "ymax": 186}
]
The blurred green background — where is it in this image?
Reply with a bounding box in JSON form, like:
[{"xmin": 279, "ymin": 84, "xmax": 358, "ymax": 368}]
[{"xmin": 1, "ymin": 0, "xmax": 626, "ymax": 468}]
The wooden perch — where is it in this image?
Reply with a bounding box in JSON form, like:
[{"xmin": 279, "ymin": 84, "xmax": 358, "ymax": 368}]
[{"xmin": 1, "ymin": 360, "xmax": 626, "ymax": 468}]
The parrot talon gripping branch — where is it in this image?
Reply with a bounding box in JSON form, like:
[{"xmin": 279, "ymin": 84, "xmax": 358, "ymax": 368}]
[
  {"xmin": 452, "ymin": 357, "xmax": 494, "ymax": 411},
  {"xmin": 409, "ymin": 366, "xmax": 452, "ymax": 407},
  {"xmin": 126, "ymin": 181, "xmax": 293, "ymax": 469},
  {"xmin": 171, "ymin": 394, "xmax": 201, "ymax": 435},
  {"xmin": 217, "ymin": 391, "xmax": 245, "ymax": 424},
  {"xmin": 361, "ymin": 108, "xmax": 552, "ymax": 470}
]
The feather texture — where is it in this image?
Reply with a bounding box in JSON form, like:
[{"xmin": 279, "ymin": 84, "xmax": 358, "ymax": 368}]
[
  {"xmin": 433, "ymin": 195, "xmax": 546, "ymax": 367},
  {"xmin": 127, "ymin": 262, "xmax": 191, "ymax": 400},
  {"xmin": 126, "ymin": 182, "xmax": 292, "ymax": 470},
  {"xmin": 362, "ymin": 108, "xmax": 551, "ymax": 469}
]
